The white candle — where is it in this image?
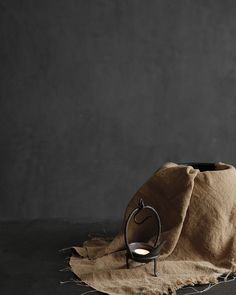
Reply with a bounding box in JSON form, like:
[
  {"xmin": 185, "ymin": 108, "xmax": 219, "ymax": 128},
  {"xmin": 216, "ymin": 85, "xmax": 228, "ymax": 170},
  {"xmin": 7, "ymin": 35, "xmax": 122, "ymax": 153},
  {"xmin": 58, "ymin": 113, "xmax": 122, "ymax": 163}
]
[{"xmin": 134, "ymin": 248, "xmax": 150, "ymax": 255}]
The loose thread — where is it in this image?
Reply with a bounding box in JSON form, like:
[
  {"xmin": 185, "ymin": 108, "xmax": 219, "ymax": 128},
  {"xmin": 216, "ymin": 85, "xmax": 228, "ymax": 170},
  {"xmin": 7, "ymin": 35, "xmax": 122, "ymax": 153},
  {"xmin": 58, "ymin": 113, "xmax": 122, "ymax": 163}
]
[
  {"xmin": 58, "ymin": 246, "xmax": 72, "ymax": 253},
  {"xmin": 75, "ymin": 283, "xmax": 90, "ymax": 287},
  {"xmin": 182, "ymin": 274, "xmax": 236, "ymax": 295},
  {"xmin": 60, "ymin": 277, "xmax": 90, "ymax": 288},
  {"xmin": 182, "ymin": 283, "xmax": 212, "ymax": 295},
  {"xmin": 60, "ymin": 279, "xmax": 75, "ymax": 285},
  {"xmin": 182, "ymin": 286, "xmax": 199, "ymax": 293},
  {"xmin": 224, "ymin": 271, "xmax": 232, "ymax": 281},
  {"xmin": 59, "ymin": 267, "xmax": 71, "ymax": 272},
  {"xmin": 80, "ymin": 290, "xmax": 97, "ymax": 295}
]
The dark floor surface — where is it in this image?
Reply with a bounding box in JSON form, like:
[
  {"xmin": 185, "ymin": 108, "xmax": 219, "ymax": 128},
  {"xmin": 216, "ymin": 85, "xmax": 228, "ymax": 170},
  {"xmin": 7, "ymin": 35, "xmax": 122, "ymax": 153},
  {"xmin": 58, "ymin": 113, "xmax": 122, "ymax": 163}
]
[{"xmin": 0, "ymin": 220, "xmax": 235, "ymax": 295}]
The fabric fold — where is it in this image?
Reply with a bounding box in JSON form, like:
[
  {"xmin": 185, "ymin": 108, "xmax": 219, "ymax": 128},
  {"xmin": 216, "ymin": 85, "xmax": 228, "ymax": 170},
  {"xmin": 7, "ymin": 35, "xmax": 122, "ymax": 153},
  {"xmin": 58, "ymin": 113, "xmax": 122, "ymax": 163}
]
[{"xmin": 69, "ymin": 162, "xmax": 236, "ymax": 294}]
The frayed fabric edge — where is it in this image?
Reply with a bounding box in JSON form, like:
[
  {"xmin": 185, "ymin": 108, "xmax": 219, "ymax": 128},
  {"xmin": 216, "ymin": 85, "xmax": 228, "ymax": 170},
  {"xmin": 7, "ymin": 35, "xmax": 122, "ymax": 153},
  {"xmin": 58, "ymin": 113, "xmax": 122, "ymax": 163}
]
[
  {"xmin": 65, "ymin": 267, "xmax": 236, "ymax": 295},
  {"xmin": 60, "ymin": 248, "xmax": 236, "ymax": 295},
  {"xmin": 178, "ymin": 272, "xmax": 236, "ymax": 295}
]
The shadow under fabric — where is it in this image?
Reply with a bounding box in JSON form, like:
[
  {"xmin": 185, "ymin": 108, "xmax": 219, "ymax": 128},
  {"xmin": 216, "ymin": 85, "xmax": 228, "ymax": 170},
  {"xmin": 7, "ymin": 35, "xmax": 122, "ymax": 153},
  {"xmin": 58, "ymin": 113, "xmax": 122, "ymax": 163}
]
[{"xmin": 69, "ymin": 162, "xmax": 236, "ymax": 294}]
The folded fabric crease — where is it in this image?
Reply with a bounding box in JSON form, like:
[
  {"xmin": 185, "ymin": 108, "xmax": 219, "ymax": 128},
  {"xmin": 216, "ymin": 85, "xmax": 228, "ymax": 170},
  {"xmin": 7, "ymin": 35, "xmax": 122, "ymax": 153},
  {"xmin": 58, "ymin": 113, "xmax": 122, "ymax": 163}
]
[{"xmin": 69, "ymin": 162, "xmax": 236, "ymax": 295}]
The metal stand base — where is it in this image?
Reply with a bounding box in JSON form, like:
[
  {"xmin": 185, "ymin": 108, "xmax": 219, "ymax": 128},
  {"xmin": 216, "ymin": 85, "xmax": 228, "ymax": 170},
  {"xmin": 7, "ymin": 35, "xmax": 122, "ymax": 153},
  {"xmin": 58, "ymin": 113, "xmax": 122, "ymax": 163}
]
[
  {"xmin": 126, "ymin": 253, "xmax": 129, "ymax": 269},
  {"xmin": 126, "ymin": 255, "xmax": 158, "ymax": 277},
  {"xmin": 154, "ymin": 258, "xmax": 158, "ymax": 277}
]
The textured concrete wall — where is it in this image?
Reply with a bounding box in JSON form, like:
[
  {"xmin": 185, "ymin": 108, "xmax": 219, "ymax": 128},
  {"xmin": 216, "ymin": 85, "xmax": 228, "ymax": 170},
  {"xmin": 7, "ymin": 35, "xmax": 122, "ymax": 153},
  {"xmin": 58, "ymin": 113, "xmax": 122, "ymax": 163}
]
[{"xmin": 1, "ymin": 0, "xmax": 236, "ymax": 220}]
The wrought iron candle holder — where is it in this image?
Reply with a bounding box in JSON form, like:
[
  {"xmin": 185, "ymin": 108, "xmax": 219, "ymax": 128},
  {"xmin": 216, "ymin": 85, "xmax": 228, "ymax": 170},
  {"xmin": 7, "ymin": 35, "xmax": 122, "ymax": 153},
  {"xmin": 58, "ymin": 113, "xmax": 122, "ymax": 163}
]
[{"xmin": 124, "ymin": 199, "xmax": 166, "ymax": 276}]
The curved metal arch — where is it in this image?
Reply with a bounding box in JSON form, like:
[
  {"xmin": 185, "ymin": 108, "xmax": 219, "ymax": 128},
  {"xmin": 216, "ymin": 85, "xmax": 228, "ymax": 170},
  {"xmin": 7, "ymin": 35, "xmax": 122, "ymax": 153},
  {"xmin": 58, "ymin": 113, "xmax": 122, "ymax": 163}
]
[{"xmin": 124, "ymin": 199, "xmax": 162, "ymax": 258}]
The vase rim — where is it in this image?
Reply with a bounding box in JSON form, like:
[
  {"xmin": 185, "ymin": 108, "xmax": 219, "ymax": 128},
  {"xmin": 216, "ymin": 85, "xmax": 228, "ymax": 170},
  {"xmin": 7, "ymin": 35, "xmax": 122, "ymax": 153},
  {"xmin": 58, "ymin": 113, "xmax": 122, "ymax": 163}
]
[{"xmin": 182, "ymin": 162, "xmax": 231, "ymax": 172}]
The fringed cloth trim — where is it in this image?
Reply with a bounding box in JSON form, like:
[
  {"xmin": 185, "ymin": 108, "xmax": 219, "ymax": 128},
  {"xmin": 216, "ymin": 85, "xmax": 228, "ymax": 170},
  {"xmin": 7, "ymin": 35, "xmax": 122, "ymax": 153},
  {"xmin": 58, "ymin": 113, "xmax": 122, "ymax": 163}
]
[{"xmin": 59, "ymin": 249, "xmax": 236, "ymax": 295}]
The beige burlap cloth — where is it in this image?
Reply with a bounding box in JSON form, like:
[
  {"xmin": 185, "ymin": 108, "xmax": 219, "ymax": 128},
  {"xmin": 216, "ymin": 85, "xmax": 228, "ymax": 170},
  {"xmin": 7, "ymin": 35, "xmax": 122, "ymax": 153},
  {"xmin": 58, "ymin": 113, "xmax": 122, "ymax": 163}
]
[{"xmin": 69, "ymin": 162, "xmax": 236, "ymax": 294}]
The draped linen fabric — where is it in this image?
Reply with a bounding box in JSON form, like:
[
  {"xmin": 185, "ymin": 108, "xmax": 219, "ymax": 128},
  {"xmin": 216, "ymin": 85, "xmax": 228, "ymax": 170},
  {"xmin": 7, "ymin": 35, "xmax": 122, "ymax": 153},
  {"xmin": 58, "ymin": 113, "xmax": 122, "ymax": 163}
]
[{"xmin": 69, "ymin": 162, "xmax": 236, "ymax": 294}]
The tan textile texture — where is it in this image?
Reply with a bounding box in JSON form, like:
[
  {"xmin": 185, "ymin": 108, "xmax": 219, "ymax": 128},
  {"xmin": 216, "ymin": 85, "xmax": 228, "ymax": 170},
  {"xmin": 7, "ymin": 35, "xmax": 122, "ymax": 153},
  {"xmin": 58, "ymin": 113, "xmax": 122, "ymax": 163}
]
[{"xmin": 69, "ymin": 162, "xmax": 236, "ymax": 294}]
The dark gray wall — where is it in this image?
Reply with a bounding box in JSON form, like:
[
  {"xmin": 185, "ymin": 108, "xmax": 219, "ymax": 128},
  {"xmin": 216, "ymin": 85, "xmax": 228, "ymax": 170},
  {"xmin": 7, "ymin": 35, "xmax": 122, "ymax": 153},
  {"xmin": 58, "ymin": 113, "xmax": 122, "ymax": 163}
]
[{"xmin": 1, "ymin": 0, "xmax": 236, "ymax": 221}]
